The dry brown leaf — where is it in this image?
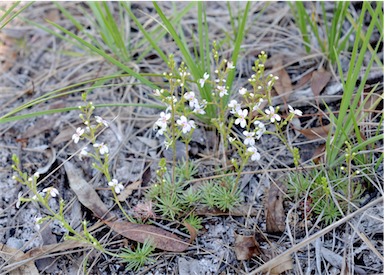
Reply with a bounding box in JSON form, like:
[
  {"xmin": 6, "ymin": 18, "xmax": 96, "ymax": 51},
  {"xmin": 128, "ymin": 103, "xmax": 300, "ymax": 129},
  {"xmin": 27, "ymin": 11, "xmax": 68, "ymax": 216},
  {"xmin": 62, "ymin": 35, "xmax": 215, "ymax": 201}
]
[
  {"xmin": 23, "ymin": 116, "xmax": 58, "ymax": 139},
  {"xmin": 183, "ymin": 222, "xmax": 198, "ymax": 243},
  {"xmin": 0, "ymin": 34, "xmax": 18, "ymax": 73},
  {"xmin": 117, "ymin": 180, "xmax": 142, "ymax": 202},
  {"xmin": 44, "ymin": 8, "xmax": 60, "ymax": 22},
  {"xmin": 52, "ymin": 127, "xmax": 74, "ymax": 145},
  {"xmin": 141, "ymin": 165, "xmax": 152, "ymax": 185},
  {"xmin": 363, "ymin": 92, "xmax": 382, "ymax": 111},
  {"xmin": 64, "ymin": 161, "xmax": 113, "ymax": 219},
  {"xmin": 20, "ymin": 240, "xmax": 91, "ymax": 261},
  {"xmin": 298, "ymin": 124, "xmax": 332, "ymax": 140},
  {"xmin": 311, "ymin": 69, "xmax": 331, "ymax": 97},
  {"xmin": 234, "ymin": 234, "xmax": 261, "ymax": 260},
  {"xmin": 293, "ymin": 71, "xmax": 313, "ymax": 90},
  {"xmin": 266, "ymin": 182, "xmax": 286, "ymax": 233},
  {"xmin": 360, "ymin": 92, "xmax": 383, "ymax": 122},
  {"xmin": 268, "ymin": 253, "xmax": 293, "ymax": 275},
  {"xmin": 273, "ymin": 60, "xmax": 293, "ymax": 102},
  {"xmin": 0, "ymin": 243, "xmax": 39, "ymax": 275},
  {"xmin": 320, "ymin": 246, "xmax": 366, "ymax": 275},
  {"xmin": 105, "ymin": 220, "xmax": 191, "ymax": 252},
  {"xmin": 64, "ymin": 161, "xmax": 194, "ymax": 252},
  {"xmin": 312, "ymin": 144, "xmax": 326, "ymax": 164}
]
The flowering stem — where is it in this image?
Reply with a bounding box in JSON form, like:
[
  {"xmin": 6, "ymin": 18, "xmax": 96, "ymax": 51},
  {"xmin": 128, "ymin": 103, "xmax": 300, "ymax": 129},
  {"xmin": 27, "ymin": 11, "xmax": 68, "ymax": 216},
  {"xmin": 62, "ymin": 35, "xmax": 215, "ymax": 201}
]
[
  {"xmin": 185, "ymin": 140, "xmax": 189, "ymax": 175},
  {"xmin": 234, "ymin": 156, "xmax": 249, "ymax": 193},
  {"xmin": 111, "ymin": 190, "xmax": 137, "ymax": 223}
]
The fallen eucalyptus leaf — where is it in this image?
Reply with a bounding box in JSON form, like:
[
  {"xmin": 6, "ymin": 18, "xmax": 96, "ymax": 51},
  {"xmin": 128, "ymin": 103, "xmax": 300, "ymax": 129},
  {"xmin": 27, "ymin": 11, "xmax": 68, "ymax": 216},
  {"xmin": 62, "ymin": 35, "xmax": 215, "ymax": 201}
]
[
  {"xmin": 312, "ymin": 144, "xmax": 326, "ymax": 164},
  {"xmin": 52, "ymin": 127, "xmax": 74, "ymax": 145},
  {"xmin": 320, "ymin": 246, "xmax": 366, "ymax": 275},
  {"xmin": 298, "ymin": 124, "xmax": 331, "ymax": 140},
  {"xmin": 117, "ymin": 180, "xmax": 142, "ymax": 202},
  {"xmin": 268, "ymin": 253, "xmax": 293, "ymax": 275},
  {"xmin": 273, "ymin": 60, "xmax": 293, "ymax": 102},
  {"xmin": 23, "ymin": 116, "xmax": 58, "ymax": 139},
  {"xmin": 234, "ymin": 234, "xmax": 261, "ymax": 260},
  {"xmin": 0, "ymin": 243, "xmax": 39, "ymax": 275},
  {"xmin": 64, "ymin": 161, "xmax": 113, "ymax": 219},
  {"xmin": 311, "ymin": 69, "xmax": 332, "ymax": 97},
  {"xmin": 266, "ymin": 182, "xmax": 286, "ymax": 233},
  {"xmin": 105, "ymin": 220, "xmax": 191, "ymax": 252}
]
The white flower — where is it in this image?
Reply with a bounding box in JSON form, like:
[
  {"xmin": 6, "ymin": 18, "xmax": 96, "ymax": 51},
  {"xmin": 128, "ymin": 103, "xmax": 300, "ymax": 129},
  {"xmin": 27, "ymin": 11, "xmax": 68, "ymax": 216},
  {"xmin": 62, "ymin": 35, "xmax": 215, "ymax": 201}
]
[
  {"xmin": 155, "ymin": 112, "xmax": 171, "ymax": 129},
  {"xmin": 95, "ymin": 116, "xmax": 109, "ymax": 127},
  {"xmin": 184, "ymin": 92, "xmax": 199, "ymax": 108},
  {"xmin": 16, "ymin": 191, "xmax": 23, "ymax": 209},
  {"xmin": 234, "ymin": 109, "xmax": 248, "ymax": 128},
  {"xmin": 34, "ymin": 216, "xmax": 42, "ymax": 230},
  {"xmin": 193, "ymin": 101, "xmax": 206, "ymax": 115},
  {"xmin": 79, "ymin": 147, "xmax": 89, "ymax": 160},
  {"xmin": 239, "ymin": 87, "xmax": 247, "ymax": 95},
  {"xmin": 154, "ymin": 112, "xmax": 170, "ymax": 136},
  {"xmin": 166, "ymin": 96, "xmax": 177, "ymax": 104},
  {"xmin": 227, "ymin": 61, "xmax": 235, "ymax": 69},
  {"xmin": 247, "ymin": 147, "xmax": 261, "ymax": 161},
  {"xmin": 153, "ymin": 89, "xmax": 163, "ymax": 96},
  {"xmin": 199, "ymin": 72, "xmax": 210, "ymax": 88},
  {"xmin": 254, "ymin": 121, "xmax": 266, "ymax": 140},
  {"xmin": 265, "ymin": 106, "xmax": 281, "ymax": 123},
  {"xmin": 93, "ymin": 143, "xmax": 109, "ymax": 155},
  {"xmin": 288, "ymin": 105, "xmax": 303, "ymax": 116},
  {"xmin": 228, "ymin": 100, "xmax": 241, "ymax": 114},
  {"xmin": 155, "ymin": 126, "xmax": 166, "ymax": 136},
  {"xmin": 252, "ymin": 98, "xmax": 264, "ymax": 111},
  {"xmin": 72, "ymin": 127, "xmax": 84, "ymax": 144},
  {"xmin": 108, "ymin": 179, "xmax": 124, "ymax": 194},
  {"xmin": 216, "ymin": 85, "xmax": 228, "ymax": 97},
  {"xmin": 177, "ymin": 116, "xmax": 195, "ymax": 134},
  {"xmin": 42, "ymin": 187, "xmax": 59, "ymax": 197},
  {"xmin": 243, "ymin": 131, "xmax": 255, "ymax": 146},
  {"xmin": 184, "ymin": 91, "xmax": 195, "ymax": 101}
]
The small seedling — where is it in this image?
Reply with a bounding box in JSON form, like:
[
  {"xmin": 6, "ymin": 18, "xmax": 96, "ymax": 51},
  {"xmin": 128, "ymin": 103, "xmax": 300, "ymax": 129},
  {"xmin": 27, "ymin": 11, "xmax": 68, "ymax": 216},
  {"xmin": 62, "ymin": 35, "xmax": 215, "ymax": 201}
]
[
  {"xmin": 286, "ymin": 165, "xmax": 364, "ymax": 225},
  {"xmin": 119, "ymin": 240, "xmax": 155, "ymax": 271}
]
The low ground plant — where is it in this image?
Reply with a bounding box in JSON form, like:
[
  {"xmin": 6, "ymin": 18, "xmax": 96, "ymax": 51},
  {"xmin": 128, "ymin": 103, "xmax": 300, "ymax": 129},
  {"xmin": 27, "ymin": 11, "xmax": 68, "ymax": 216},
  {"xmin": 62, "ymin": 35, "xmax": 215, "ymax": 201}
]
[
  {"xmin": 3, "ymin": 2, "xmax": 382, "ymax": 273},
  {"xmin": 12, "ymin": 49, "xmax": 304, "ymax": 270}
]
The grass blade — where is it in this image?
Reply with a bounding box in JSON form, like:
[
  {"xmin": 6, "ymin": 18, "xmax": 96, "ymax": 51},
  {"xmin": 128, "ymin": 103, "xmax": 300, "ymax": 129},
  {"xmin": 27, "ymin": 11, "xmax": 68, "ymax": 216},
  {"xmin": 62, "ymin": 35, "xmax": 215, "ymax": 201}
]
[{"xmin": 48, "ymin": 20, "xmax": 158, "ymax": 89}]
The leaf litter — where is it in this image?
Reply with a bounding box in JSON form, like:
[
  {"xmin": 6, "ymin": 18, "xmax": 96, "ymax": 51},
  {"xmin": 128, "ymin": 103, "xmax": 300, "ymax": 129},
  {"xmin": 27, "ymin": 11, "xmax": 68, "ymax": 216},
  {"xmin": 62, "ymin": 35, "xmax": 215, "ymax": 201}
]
[
  {"xmin": 0, "ymin": 1, "xmax": 382, "ymax": 274},
  {"xmin": 65, "ymin": 160, "xmax": 195, "ymax": 252}
]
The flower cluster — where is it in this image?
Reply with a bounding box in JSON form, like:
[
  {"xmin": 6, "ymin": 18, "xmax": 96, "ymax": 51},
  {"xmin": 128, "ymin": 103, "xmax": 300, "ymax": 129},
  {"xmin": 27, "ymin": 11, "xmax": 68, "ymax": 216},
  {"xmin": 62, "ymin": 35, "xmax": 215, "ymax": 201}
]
[
  {"xmin": 70, "ymin": 105, "xmax": 127, "ymax": 196},
  {"xmin": 152, "ymin": 51, "xmax": 304, "ymax": 168},
  {"xmin": 224, "ymin": 51, "xmax": 303, "ymax": 163},
  {"xmin": 152, "ymin": 60, "xmax": 208, "ymax": 146},
  {"xmin": 177, "ymin": 116, "xmax": 196, "ymax": 134},
  {"xmin": 183, "ymin": 91, "xmax": 207, "ymax": 115},
  {"xmin": 154, "ymin": 111, "xmax": 170, "ymax": 136}
]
